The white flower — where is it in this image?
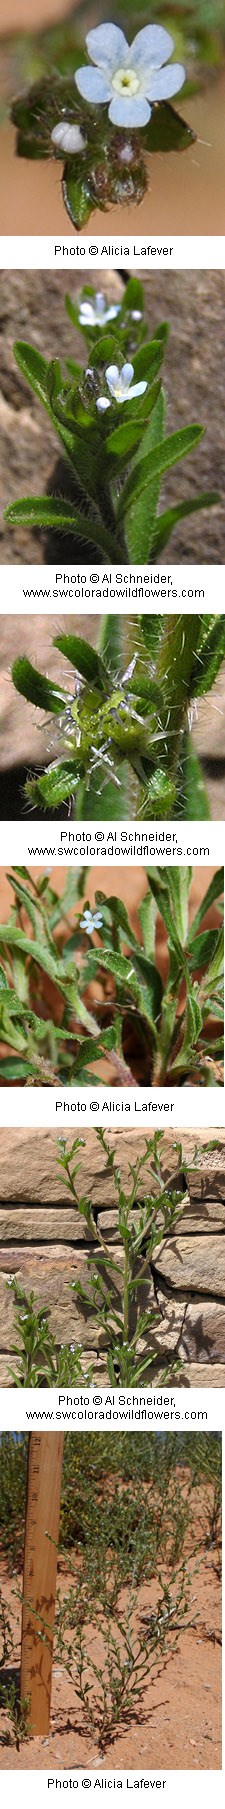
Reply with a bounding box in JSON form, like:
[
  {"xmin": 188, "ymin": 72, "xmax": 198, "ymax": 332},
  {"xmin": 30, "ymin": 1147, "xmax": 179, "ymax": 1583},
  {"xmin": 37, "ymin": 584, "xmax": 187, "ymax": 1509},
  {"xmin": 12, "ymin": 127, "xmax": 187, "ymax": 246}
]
[
  {"xmin": 51, "ymin": 122, "xmax": 86, "ymax": 153},
  {"xmin": 80, "ymin": 908, "xmax": 103, "ymax": 934},
  {"xmin": 96, "ymin": 360, "xmax": 147, "ymax": 411},
  {"xmin": 79, "ymin": 292, "xmax": 121, "ymax": 328},
  {"xmin": 75, "ymin": 23, "xmax": 185, "ymax": 129}
]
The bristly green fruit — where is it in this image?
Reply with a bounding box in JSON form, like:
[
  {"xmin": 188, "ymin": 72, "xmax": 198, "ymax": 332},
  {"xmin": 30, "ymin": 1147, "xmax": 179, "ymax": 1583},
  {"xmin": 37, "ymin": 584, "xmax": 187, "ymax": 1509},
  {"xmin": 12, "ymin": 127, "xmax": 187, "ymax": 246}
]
[{"xmin": 12, "ymin": 610, "xmax": 225, "ymax": 821}]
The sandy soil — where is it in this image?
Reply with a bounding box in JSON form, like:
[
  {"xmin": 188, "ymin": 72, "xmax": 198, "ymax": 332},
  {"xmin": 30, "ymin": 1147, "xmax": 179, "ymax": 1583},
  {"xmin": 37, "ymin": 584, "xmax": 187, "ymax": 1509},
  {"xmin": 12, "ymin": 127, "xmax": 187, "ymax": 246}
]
[{"xmin": 0, "ymin": 1483, "xmax": 221, "ymax": 1770}]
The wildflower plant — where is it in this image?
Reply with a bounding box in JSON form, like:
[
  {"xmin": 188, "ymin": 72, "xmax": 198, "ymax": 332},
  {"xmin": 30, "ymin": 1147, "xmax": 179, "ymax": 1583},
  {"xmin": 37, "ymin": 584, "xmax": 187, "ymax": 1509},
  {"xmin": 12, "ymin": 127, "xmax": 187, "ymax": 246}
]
[
  {"xmin": 1, "ymin": 1428, "xmax": 213, "ymax": 1753},
  {"xmin": 0, "ymin": 864, "xmax": 223, "ymax": 1087},
  {"xmin": 11, "ymin": 611, "xmax": 225, "ymax": 820},
  {"xmin": 5, "ymin": 1129, "xmax": 221, "ymax": 1387},
  {"xmin": 57, "ymin": 1126, "xmax": 201, "ymax": 1385},
  {"xmin": 11, "ymin": 18, "xmax": 195, "ymax": 229},
  {"xmin": 5, "ymin": 1277, "xmax": 93, "ymax": 1388},
  {"xmin": 5, "ymin": 280, "xmax": 219, "ymax": 565}
]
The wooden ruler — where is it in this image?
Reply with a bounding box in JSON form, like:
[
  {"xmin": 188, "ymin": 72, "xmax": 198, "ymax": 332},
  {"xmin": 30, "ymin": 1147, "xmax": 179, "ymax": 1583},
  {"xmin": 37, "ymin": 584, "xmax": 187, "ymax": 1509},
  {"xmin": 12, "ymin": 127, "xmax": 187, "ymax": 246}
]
[{"xmin": 20, "ymin": 1432, "xmax": 64, "ymax": 1735}]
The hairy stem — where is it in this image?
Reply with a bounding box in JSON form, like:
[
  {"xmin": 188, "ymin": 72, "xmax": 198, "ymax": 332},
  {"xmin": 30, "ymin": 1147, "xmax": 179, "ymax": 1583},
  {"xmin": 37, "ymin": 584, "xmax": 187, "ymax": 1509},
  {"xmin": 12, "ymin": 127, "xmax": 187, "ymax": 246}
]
[{"xmin": 154, "ymin": 614, "xmax": 203, "ymax": 782}]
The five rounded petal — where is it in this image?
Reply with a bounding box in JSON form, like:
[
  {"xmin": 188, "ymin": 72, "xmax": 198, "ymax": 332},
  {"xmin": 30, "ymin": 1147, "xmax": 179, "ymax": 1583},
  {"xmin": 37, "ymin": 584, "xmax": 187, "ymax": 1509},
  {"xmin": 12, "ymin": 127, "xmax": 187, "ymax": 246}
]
[{"xmin": 74, "ymin": 21, "xmax": 186, "ymax": 129}]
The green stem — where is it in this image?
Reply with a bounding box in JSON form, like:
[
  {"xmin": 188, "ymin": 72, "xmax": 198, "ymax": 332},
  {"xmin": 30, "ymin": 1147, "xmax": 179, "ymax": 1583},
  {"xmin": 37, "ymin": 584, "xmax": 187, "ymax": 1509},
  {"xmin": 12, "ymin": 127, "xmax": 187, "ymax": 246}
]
[
  {"xmin": 123, "ymin": 1244, "xmax": 129, "ymax": 1346},
  {"xmin": 154, "ymin": 614, "xmax": 203, "ymax": 781}
]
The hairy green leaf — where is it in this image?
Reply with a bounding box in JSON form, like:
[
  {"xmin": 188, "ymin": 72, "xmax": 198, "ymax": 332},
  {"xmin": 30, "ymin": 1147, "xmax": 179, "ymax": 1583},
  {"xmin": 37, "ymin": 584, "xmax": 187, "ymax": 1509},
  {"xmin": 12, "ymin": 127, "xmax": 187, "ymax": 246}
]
[
  {"xmin": 12, "ymin": 656, "xmax": 67, "ymax": 715},
  {"xmin": 53, "ymin": 633, "xmax": 106, "ymax": 690}
]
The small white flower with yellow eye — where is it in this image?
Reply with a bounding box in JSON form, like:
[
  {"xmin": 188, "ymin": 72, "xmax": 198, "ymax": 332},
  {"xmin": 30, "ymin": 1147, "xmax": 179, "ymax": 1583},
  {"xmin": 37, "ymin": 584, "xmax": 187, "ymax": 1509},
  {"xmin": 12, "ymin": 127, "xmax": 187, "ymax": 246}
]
[{"xmin": 75, "ymin": 24, "xmax": 185, "ymax": 130}]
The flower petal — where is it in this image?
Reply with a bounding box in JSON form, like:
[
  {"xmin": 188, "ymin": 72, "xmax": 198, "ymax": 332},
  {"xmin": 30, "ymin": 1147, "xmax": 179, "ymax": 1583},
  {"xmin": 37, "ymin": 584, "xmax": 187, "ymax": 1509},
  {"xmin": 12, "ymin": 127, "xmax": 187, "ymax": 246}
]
[
  {"xmin": 130, "ymin": 25, "xmax": 174, "ymax": 72},
  {"xmin": 86, "ymin": 24, "xmax": 128, "ymax": 73},
  {"xmin": 105, "ymin": 364, "xmax": 120, "ymax": 388},
  {"xmin": 121, "ymin": 362, "xmax": 134, "ymax": 387},
  {"xmin": 96, "ymin": 397, "xmax": 111, "ymax": 411},
  {"xmin": 109, "ymin": 94, "xmax": 150, "ymax": 127},
  {"xmin": 107, "ymin": 304, "xmax": 121, "ymax": 320},
  {"xmin": 126, "ymin": 380, "xmax": 148, "ymax": 398},
  {"xmin": 79, "ymin": 302, "xmax": 94, "ymax": 321},
  {"xmin": 146, "ymin": 63, "xmax": 185, "ymax": 100},
  {"xmin": 75, "ymin": 66, "xmax": 111, "ymax": 104}
]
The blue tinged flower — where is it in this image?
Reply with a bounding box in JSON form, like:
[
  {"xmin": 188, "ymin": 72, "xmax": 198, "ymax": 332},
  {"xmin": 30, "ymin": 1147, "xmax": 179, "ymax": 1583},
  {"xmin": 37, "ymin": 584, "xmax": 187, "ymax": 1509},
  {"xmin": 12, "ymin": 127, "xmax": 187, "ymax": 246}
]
[
  {"xmin": 79, "ymin": 292, "xmax": 121, "ymax": 328},
  {"xmin": 80, "ymin": 908, "xmax": 103, "ymax": 934},
  {"xmin": 51, "ymin": 122, "xmax": 86, "ymax": 153},
  {"xmin": 96, "ymin": 360, "xmax": 147, "ymax": 410},
  {"xmin": 75, "ymin": 24, "xmax": 185, "ymax": 129}
]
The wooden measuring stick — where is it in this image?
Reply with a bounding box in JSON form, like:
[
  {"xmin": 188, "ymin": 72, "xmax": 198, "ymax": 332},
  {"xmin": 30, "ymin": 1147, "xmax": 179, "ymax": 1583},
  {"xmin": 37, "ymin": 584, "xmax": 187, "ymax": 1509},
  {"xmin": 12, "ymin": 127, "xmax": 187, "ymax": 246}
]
[{"xmin": 20, "ymin": 1432, "xmax": 64, "ymax": 1735}]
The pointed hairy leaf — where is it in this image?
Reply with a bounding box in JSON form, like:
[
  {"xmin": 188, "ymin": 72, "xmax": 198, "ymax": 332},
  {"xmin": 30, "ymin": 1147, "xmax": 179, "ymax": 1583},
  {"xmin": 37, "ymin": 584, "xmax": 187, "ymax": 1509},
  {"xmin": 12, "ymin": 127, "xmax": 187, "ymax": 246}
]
[
  {"xmin": 147, "ymin": 868, "xmax": 192, "ymax": 950},
  {"xmin": 188, "ymin": 928, "xmax": 222, "ymax": 971},
  {"xmin": 188, "ymin": 868, "xmax": 223, "ymax": 940},
  {"xmin": 62, "ymin": 166, "xmax": 92, "ymax": 229},
  {"xmin": 106, "ymin": 382, "xmax": 161, "ymax": 460},
  {"xmin": 0, "ymin": 1058, "xmax": 34, "ymax": 1079},
  {"xmin": 119, "ymin": 278, "xmax": 144, "ymax": 315},
  {"xmin": 182, "ymin": 988, "xmax": 203, "ymax": 1052},
  {"xmin": 14, "ymin": 341, "xmax": 52, "ymax": 410},
  {"xmin": 118, "ymin": 424, "xmax": 204, "ymax": 521},
  {"xmin": 53, "ymin": 633, "xmax": 106, "ymax": 689},
  {"xmin": 97, "ymin": 614, "xmax": 123, "ymax": 678},
  {"xmin": 5, "ymin": 498, "xmax": 121, "ymax": 560},
  {"xmin": 27, "ymin": 762, "xmax": 80, "ymax": 810},
  {"xmin": 140, "ymin": 615, "xmax": 163, "ymax": 657},
  {"xmin": 144, "ymin": 101, "xmax": 195, "ymax": 155},
  {"xmin": 91, "ymin": 946, "xmax": 160, "ymax": 1034},
  {"xmin": 138, "ymin": 891, "xmax": 157, "ymax": 960},
  {"xmin": 151, "ymin": 492, "xmax": 218, "ymax": 555},
  {"xmin": 177, "ymin": 736, "xmax": 210, "ymax": 821},
  {"xmin": 131, "ymin": 340, "xmax": 164, "ymax": 382},
  {"xmin": 124, "ymin": 390, "xmax": 165, "ymax": 562},
  {"xmin": 12, "ymin": 656, "xmax": 67, "ymax": 715}
]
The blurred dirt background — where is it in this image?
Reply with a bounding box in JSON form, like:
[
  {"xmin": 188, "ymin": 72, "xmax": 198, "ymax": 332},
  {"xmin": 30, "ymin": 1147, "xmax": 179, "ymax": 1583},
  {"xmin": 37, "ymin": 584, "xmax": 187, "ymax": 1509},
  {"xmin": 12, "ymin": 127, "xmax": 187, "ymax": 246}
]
[{"xmin": 0, "ymin": 269, "xmax": 224, "ymax": 567}]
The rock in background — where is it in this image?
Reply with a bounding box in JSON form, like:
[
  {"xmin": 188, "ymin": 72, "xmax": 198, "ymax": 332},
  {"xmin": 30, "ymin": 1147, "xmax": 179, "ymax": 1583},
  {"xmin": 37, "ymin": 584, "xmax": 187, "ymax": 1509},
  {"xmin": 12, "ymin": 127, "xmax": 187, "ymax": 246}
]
[{"xmin": 0, "ymin": 1125, "xmax": 224, "ymax": 1388}]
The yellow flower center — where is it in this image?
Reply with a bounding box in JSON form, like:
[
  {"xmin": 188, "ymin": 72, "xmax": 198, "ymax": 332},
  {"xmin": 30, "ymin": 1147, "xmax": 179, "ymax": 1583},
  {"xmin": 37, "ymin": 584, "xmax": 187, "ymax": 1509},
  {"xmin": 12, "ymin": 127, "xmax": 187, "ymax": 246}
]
[{"xmin": 112, "ymin": 67, "xmax": 140, "ymax": 98}]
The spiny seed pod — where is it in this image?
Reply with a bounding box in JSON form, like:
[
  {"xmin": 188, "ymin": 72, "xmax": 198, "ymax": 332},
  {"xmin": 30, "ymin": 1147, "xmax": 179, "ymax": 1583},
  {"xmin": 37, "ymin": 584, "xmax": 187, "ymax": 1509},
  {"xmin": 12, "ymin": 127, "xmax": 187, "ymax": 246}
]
[{"xmin": 145, "ymin": 771, "xmax": 177, "ymax": 817}]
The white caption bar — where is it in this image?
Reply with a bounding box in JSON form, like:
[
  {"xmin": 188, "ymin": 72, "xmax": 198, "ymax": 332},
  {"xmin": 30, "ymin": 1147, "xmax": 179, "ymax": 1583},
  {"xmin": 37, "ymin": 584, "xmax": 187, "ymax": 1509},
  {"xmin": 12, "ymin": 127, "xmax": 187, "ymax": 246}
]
[
  {"xmin": 1, "ymin": 236, "xmax": 225, "ymax": 269},
  {"xmin": 0, "ymin": 822, "xmax": 221, "ymax": 868},
  {"xmin": 1, "ymin": 565, "xmax": 224, "ymax": 613},
  {"xmin": 0, "ymin": 1088, "xmax": 224, "ymax": 1130},
  {"xmin": 0, "ymin": 1386, "xmax": 223, "ymax": 1434},
  {"xmin": 2, "ymin": 1772, "xmax": 224, "ymax": 1808}
]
